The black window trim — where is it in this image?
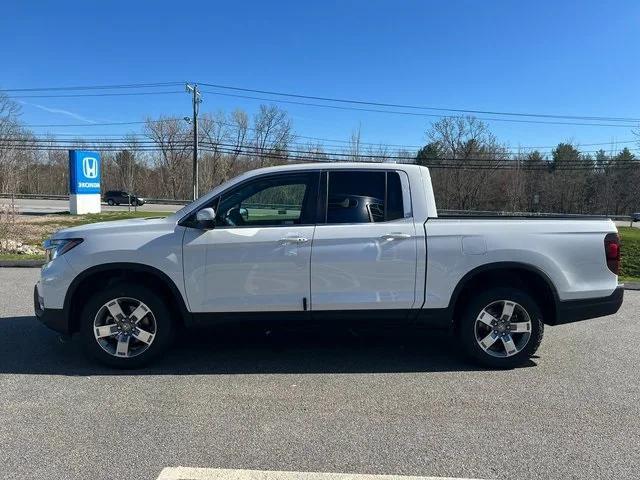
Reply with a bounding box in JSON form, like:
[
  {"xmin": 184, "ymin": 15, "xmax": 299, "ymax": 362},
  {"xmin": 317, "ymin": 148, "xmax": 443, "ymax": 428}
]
[
  {"xmin": 179, "ymin": 170, "xmax": 321, "ymax": 229},
  {"xmin": 319, "ymin": 168, "xmax": 413, "ymax": 226}
]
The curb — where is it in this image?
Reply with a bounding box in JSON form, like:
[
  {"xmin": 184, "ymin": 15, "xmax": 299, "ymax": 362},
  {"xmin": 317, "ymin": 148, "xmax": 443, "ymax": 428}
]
[
  {"xmin": 622, "ymin": 282, "xmax": 640, "ymax": 291},
  {"xmin": 0, "ymin": 259, "xmax": 45, "ymax": 268}
]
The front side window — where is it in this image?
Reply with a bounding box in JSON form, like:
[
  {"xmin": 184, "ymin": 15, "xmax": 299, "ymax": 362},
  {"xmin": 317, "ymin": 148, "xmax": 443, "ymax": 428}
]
[
  {"xmin": 215, "ymin": 173, "xmax": 316, "ymax": 227},
  {"xmin": 325, "ymin": 170, "xmax": 408, "ymax": 224}
]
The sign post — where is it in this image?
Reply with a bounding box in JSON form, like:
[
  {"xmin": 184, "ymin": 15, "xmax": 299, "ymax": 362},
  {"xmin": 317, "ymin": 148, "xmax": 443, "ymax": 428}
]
[{"xmin": 69, "ymin": 150, "xmax": 101, "ymax": 214}]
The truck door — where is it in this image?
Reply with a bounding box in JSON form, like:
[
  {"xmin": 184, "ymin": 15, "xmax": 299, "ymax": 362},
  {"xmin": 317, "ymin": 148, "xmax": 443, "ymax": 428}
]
[
  {"xmin": 310, "ymin": 169, "xmax": 417, "ymax": 314},
  {"xmin": 182, "ymin": 171, "xmax": 319, "ymax": 313}
]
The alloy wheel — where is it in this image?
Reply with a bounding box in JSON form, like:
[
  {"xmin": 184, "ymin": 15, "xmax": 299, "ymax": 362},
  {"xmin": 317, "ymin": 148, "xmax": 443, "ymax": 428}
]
[
  {"xmin": 93, "ymin": 297, "xmax": 157, "ymax": 358},
  {"xmin": 474, "ymin": 299, "xmax": 532, "ymax": 357}
]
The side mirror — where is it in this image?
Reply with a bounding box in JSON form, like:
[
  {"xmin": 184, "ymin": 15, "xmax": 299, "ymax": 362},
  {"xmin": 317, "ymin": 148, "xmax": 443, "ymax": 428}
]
[
  {"xmin": 239, "ymin": 207, "xmax": 249, "ymax": 221},
  {"xmin": 195, "ymin": 207, "xmax": 216, "ymax": 229}
]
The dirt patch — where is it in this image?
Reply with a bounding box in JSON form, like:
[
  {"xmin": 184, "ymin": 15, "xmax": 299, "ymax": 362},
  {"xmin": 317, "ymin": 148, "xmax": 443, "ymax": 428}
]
[{"xmin": 14, "ymin": 215, "xmax": 80, "ymax": 246}]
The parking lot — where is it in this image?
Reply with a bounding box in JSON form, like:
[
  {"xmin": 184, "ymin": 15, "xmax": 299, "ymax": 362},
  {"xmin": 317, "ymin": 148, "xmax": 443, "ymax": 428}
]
[{"xmin": 1, "ymin": 267, "xmax": 639, "ymax": 480}]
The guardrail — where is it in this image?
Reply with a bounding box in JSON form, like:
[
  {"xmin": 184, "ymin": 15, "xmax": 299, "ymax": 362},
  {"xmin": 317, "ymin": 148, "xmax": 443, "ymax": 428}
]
[
  {"xmin": 0, "ymin": 193, "xmax": 190, "ymax": 205},
  {"xmin": 0, "ymin": 193, "xmax": 69, "ymax": 201},
  {"xmin": 439, "ymin": 209, "xmax": 632, "ymax": 221}
]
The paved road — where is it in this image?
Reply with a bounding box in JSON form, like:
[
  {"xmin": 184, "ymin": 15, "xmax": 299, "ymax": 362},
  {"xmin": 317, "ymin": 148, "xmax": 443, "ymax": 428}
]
[
  {"xmin": 614, "ymin": 220, "xmax": 638, "ymax": 229},
  {"xmin": 1, "ymin": 268, "xmax": 639, "ymax": 480},
  {"xmin": 4, "ymin": 198, "xmax": 184, "ymax": 214}
]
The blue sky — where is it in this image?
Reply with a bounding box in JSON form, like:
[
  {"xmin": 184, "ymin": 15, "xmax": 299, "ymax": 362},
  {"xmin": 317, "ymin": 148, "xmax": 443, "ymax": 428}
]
[{"xmin": 1, "ymin": 0, "xmax": 639, "ymax": 154}]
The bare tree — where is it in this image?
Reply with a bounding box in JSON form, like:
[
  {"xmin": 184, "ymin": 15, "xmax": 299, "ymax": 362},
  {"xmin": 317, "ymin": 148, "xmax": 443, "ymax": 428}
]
[
  {"xmin": 426, "ymin": 116, "xmax": 509, "ymax": 210},
  {"xmin": 252, "ymin": 105, "xmax": 293, "ymax": 166},
  {"xmin": 111, "ymin": 135, "xmax": 142, "ymax": 194},
  {"xmin": 349, "ymin": 125, "xmax": 361, "ymax": 161},
  {"xmin": 302, "ymin": 143, "xmax": 330, "ymax": 162},
  {"xmin": 198, "ymin": 111, "xmax": 230, "ymax": 191},
  {"xmin": 0, "ymin": 94, "xmax": 27, "ymax": 193},
  {"xmin": 145, "ymin": 117, "xmax": 191, "ymax": 199}
]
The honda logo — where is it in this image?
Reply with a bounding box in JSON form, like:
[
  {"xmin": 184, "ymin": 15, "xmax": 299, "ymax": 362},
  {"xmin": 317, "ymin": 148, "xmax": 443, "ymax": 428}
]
[{"xmin": 82, "ymin": 156, "xmax": 98, "ymax": 179}]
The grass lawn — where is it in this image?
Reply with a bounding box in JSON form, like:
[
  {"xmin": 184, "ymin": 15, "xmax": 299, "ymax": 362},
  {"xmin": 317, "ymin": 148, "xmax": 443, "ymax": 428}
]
[
  {"xmin": 618, "ymin": 227, "xmax": 640, "ymax": 283},
  {"xmin": 1, "ymin": 211, "xmax": 172, "ymax": 262},
  {"xmin": 0, "ymin": 253, "xmax": 47, "ymax": 261}
]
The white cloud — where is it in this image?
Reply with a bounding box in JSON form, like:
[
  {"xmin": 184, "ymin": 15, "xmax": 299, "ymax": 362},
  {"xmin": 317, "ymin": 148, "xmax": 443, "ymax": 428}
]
[{"xmin": 18, "ymin": 100, "xmax": 97, "ymax": 123}]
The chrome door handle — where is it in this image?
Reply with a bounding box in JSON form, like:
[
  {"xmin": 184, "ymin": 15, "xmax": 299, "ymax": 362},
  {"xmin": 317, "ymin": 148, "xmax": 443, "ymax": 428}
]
[
  {"xmin": 380, "ymin": 233, "xmax": 411, "ymax": 241},
  {"xmin": 279, "ymin": 236, "xmax": 309, "ymax": 244}
]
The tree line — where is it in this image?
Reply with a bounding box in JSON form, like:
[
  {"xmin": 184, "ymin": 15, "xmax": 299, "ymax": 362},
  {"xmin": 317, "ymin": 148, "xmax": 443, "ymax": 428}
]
[{"xmin": 1, "ymin": 93, "xmax": 639, "ymax": 214}]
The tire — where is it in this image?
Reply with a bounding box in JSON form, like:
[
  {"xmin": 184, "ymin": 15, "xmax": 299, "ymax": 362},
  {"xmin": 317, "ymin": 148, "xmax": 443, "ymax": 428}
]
[
  {"xmin": 107, "ymin": 199, "xmax": 115, "ymax": 206},
  {"xmin": 79, "ymin": 283, "xmax": 175, "ymax": 368},
  {"xmin": 458, "ymin": 286, "xmax": 544, "ymax": 368}
]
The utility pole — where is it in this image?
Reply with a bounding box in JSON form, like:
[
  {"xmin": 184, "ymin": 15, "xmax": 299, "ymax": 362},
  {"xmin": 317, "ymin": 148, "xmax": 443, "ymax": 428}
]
[{"xmin": 185, "ymin": 83, "xmax": 202, "ymax": 200}]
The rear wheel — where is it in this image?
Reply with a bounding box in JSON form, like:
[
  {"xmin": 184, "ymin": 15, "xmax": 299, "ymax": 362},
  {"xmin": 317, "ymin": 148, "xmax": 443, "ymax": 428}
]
[
  {"xmin": 107, "ymin": 199, "xmax": 115, "ymax": 206},
  {"xmin": 79, "ymin": 284, "xmax": 174, "ymax": 368},
  {"xmin": 458, "ymin": 287, "xmax": 544, "ymax": 368}
]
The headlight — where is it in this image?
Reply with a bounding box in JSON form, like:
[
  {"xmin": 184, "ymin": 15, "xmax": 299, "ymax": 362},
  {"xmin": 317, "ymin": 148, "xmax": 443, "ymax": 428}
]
[{"xmin": 43, "ymin": 238, "xmax": 83, "ymax": 263}]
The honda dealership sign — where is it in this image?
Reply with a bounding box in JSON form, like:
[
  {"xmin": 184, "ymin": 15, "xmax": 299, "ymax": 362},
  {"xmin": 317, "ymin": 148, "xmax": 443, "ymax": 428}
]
[{"xmin": 69, "ymin": 150, "xmax": 101, "ymax": 214}]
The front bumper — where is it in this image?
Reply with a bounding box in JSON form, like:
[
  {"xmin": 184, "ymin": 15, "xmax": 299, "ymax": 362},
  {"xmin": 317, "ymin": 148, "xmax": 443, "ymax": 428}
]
[
  {"xmin": 554, "ymin": 286, "xmax": 624, "ymax": 325},
  {"xmin": 34, "ymin": 284, "xmax": 69, "ymax": 334}
]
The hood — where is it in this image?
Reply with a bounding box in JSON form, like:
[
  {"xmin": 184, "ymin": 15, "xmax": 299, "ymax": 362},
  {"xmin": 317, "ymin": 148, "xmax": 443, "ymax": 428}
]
[{"xmin": 52, "ymin": 217, "xmax": 172, "ymax": 239}]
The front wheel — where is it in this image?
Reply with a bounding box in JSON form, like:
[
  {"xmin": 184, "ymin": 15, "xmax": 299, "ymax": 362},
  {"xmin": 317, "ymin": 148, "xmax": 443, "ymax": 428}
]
[
  {"xmin": 458, "ymin": 287, "xmax": 544, "ymax": 368},
  {"xmin": 79, "ymin": 284, "xmax": 175, "ymax": 368},
  {"xmin": 107, "ymin": 199, "xmax": 115, "ymax": 206}
]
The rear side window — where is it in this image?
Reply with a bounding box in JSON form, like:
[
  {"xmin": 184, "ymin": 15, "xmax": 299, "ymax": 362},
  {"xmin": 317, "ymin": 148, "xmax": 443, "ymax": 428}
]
[{"xmin": 325, "ymin": 170, "xmax": 408, "ymax": 224}]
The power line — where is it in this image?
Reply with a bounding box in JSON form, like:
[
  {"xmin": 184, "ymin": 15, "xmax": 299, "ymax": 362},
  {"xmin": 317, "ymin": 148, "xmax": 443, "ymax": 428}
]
[
  {"xmin": 20, "ymin": 119, "xmax": 179, "ymax": 127},
  {"xmin": 202, "ymin": 146, "xmax": 640, "ymax": 171},
  {"xmin": 4, "ymin": 79, "xmax": 638, "ymax": 123},
  {"xmin": 4, "ymin": 142, "xmax": 637, "ymax": 171},
  {"xmin": 25, "ymin": 127, "xmax": 640, "ymax": 152},
  {"xmin": 0, "ymin": 82, "xmax": 183, "ymax": 93},
  {"xmin": 7, "ymin": 91, "xmax": 183, "ymax": 99},
  {"xmin": 199, "ymin": 89, "xmax": 639, "ymax": 128},
  {"xmin": 2, "ymin": 135, "xmax": 638, "ymax": 157},
  {"xmin": 15, "ymin": 84, "xmax": 638, "ymax": 127},
  {"xmin": 20, "ymin": 118, "xmax": 640, "ymax": 153},
  {"xmin": 3, "ymin": 137, "xmax": 637, "ymax": 169},
  {"xmin": 198, "ymin": 81, "xmax": 640, "ymax": 123},
  {"xmin": 4, "ymin": 80, "xmax": 639, "ymax": 125},
  {"xmin": 22, "ymin": 129, "xmax": 640, "ymax": 152}
]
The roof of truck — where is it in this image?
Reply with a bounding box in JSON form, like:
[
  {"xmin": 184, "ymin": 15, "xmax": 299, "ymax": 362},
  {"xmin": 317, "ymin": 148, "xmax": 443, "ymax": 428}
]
[{"xmin": 246, "ymin": 161, "xmax": 424, "ymax": 175}]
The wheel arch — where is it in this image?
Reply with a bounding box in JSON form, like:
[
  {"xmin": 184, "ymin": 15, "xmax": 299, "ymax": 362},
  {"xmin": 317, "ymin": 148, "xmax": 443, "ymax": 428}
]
[
  {"xmin": 449, "ymin": 262, "xmax": 560, "ymax": 327},
  {"xmin": 64, "ymin": 262, "xmax": 190, "ymax": 334}
]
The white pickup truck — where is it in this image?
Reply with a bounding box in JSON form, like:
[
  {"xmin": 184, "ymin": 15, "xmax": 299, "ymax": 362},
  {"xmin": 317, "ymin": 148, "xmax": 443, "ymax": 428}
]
[{"xmin": 34, "ymin": 162, "xmax": 623, "ymax": 368}]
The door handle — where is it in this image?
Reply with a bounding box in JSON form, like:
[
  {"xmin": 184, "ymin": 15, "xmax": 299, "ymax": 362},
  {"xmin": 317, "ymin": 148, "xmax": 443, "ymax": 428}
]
[
  {"xmin": 279, "ymin": 236, "xmax": 309, "ymax": 245},
  {"xmin": 379, "ymin": 233, "xmax": 411, "ymax": 241}
]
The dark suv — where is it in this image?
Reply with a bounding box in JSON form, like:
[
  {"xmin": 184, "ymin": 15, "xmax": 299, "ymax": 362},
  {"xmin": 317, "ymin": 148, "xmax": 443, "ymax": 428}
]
[{"xmin": 103, "ymin": 190, "xmax": 145, "ymax": 206}]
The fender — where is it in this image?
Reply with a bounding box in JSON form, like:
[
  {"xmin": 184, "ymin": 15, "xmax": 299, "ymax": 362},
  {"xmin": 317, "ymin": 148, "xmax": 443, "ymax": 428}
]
[
  {"xmin": 442, "ymin": 261, "xmax": 561, "ymax": 325},
  {"xmin": 63, "ymin": 262, "xmax": 191, "ymax": 329},
  {"xmin": 448, "ymin": 261, "xmax": 560, "ymax": 307}
]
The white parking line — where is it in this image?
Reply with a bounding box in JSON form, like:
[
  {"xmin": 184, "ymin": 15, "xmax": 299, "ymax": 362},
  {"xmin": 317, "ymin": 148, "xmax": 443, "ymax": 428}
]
[{"xmin": 156, "ymin": 467, "xmax": 484, "ymax": 480}]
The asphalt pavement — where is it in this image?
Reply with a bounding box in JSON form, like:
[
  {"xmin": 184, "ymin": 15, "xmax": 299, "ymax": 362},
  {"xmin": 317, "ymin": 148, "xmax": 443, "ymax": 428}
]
[
  {"xmin": 0, "ymin": 268, "xmax": 639, "ymax": 480},
  {"xmin": 5, "ymin": 198, "xmax": 183, "ymax": 214}
]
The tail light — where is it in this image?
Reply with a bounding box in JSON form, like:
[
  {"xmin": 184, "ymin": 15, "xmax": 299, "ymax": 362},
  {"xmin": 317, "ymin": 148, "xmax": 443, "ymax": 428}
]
[{"xmin": 604, "ymin": 233, "xmax": 620, "ymax": 275}]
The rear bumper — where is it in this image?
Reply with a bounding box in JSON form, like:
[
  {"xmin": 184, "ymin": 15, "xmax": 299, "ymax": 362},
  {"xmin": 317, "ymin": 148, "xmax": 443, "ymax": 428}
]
[
  {"xmin": 554, "ymin": 286, "xmax": 624, "ymax": 325},
  {"xmin": 34, "ymin": 284, "xmax": 69, "ymax": 334}
]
